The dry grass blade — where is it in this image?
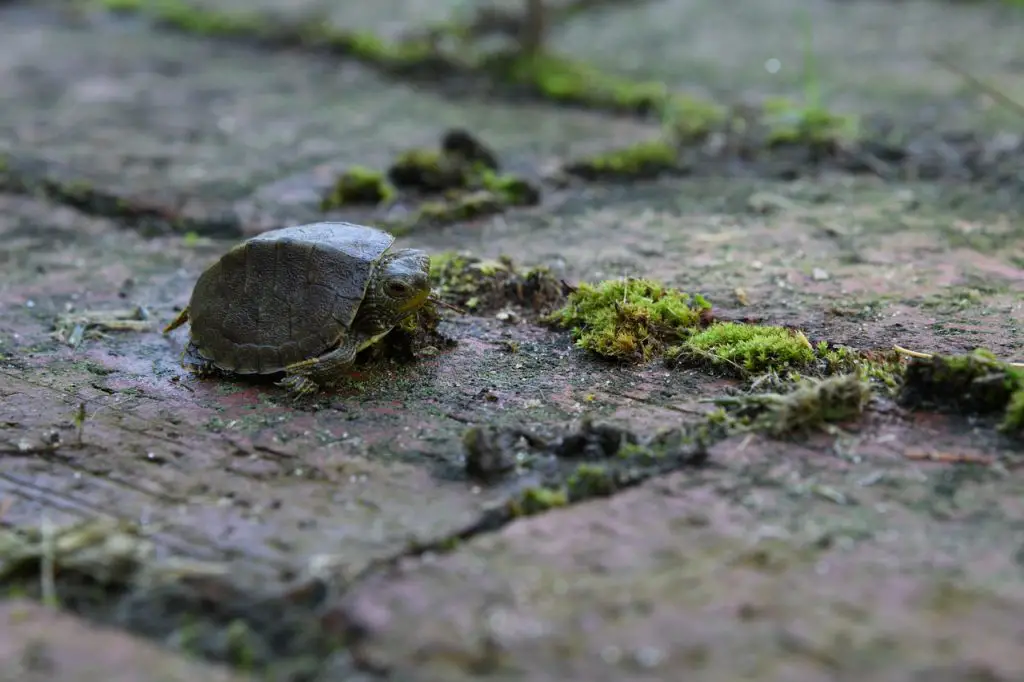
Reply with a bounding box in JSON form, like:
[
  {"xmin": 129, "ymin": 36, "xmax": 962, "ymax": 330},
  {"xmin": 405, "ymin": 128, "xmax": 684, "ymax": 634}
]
[{"xmin": 930, "ymin": 52, "xmax": 1024, "ymax": 119}]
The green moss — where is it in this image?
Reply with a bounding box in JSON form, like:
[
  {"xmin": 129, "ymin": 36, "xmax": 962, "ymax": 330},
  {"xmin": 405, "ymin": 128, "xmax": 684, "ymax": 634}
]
[
  {"xmin": 761, "ymin": 98, "xmax": 859, "ymax": 146},
  {"xmin": 816, "ymin": 342, "xmax": 904, "ymax": 396},
  {"xmin": 478, "ymin": 169, "xmax": 541, "ymax": 206},
  {"xmin": 488, "ymin": 53, "xmax": 669, "ymax": 114},
  {"xmin": 563, "ymin": 139, "xmax": 680, "ymax": 180},
  {"xmin": 100, "ymin": 0, "xmax": 268, "ymax": 36},
  {"xmin": 320, "ymin": 166, "xmax": 396, "ymax": 210},
  {"xmin": 899, "ymin": 348, "xmax": 1024, "ymax": 435},
  {"xmin": 566, "ymin": 463, "xmax": 617, "ymax": 498},
  {"xmin": 96, "ymin": 0, "xmax": 445, "ymax": 70},
  {"xmin": 388, "ymin": 148, "xmax": 466, "ymax": 192},
  {"xmin": 508, "ymin": 486, "xmax": 568, "ymax": 517},
  {"xmin": 385, "ymin": 135, "xmax": 539, "ymax": 226},
  {"xmin": 707, "ymin": 372, "xmax": 873, "ymax": 437},
  {"xmin": 756, "ymin": 373, "xmax": 872, "ymax": 437},
  {"xmin": 1004, "ymin": 389, "xmax": 1024, "ymax": 431},
  {"xmin": 661, "ymin": 94, "xmax": 729, "ymax": 142},
  {"xmin": 414, "ymin": 190, "xmax": 505, "ymax": 226},
  {"xmin": 548, "ymin": 278, "xmax": 711, "ymax": 362},
  {"xmin": 670, "ymin": 322, "xmax": 816, "ymax": 376}
]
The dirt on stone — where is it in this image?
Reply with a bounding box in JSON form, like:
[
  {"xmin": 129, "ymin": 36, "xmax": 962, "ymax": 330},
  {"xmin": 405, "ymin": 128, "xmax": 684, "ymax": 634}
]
[{"xmin": 1, "ymin": 0, "xmax": 1024, "ymax": 681}]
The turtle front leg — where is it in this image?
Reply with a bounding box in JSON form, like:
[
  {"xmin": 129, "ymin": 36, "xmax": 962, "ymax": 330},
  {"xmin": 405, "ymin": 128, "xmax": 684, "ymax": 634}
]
[
  {"xmin": 278, "ymin": 336, "xmax": 361, "ymax": 398},
  {"xmin": 181, "ymin": 340, "xmax": 221, "ymax": 378}
]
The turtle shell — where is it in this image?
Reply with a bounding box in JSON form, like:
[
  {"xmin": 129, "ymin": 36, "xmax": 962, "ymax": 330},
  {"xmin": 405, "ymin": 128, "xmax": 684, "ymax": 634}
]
[{"xmin": 186, "ymin": 222, "xmax": 395, "ymax": 375}]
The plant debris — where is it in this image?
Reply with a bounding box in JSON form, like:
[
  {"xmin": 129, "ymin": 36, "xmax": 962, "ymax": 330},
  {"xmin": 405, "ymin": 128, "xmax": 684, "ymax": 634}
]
[
  {"xmin": 51, "ymin": 306, "xmax": 153, "ymax": 348},
  {"xmin": 708, "ymin": 372, "xmax": 873, "ymax": 437}
]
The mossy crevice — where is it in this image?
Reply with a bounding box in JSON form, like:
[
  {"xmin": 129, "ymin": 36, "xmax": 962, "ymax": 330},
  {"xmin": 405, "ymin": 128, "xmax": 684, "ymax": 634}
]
[
  {"xmin": 462, "ymin": 417, "xmax": 718, "ymax": 517},
  {"xmin": 0, "ymin": 152, "xmax": 243, "ymax": 237}
]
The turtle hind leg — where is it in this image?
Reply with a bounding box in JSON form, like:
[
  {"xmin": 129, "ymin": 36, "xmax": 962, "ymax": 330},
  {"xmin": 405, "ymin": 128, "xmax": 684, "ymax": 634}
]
[
  {"xmin": 163, "ymin": 306, "xmax": 191, "ymax": 334},
  {"xmin": 278, "ymin": 335, "xmax": 361, "ymax": 398}
]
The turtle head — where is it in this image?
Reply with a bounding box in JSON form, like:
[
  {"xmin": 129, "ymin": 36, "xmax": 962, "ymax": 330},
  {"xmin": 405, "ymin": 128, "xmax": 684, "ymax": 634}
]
[{"xmin": 362, "ymin": 248, "xmax": 432, "ymax": 332}]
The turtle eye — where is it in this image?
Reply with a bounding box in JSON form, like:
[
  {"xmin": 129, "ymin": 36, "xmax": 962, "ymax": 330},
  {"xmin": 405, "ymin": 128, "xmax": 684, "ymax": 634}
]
[{"xmin": 386, "ymin": 281, "xmax": 411, "ymax": 298}]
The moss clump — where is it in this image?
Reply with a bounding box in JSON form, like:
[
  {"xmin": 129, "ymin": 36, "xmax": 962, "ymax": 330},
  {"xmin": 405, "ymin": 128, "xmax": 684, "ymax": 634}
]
[
  {"xmin": 899, "ymin": 348, "xmax": 1024, "ymax": 434},
  {"xmin": 320, "ymin": 166, "xmax": 396, "ymax": 210},
  {"xmin": 707, "ymin": 373, "xmax": 872, "ymax": 438},
  {"xmin": 429, "ymin": 251, "xmax": 565, "ymax": 315},
  {"xmin": 756, "ymin": 373, "xmax": 872, "ymax": 437},
  {"xmin": 440, "ymin": 127, "xmax": 499, "ymax": 170},
  {"xmin": 670, "ymin": 322, "xmax": 816, "ymax": 376},
  {"xmin": 388, "ymin": 148, "xmax": 467, "ymax": 193},
  {"xmin": 487, "ymin": 52, "xmax": 669, "ymax": 115},
  {"xmin": 101, "ymin": 0, "xmax": 270, "ymax": 37},
  {"xmin": 384, "ymin": 130, "xmax": 540, "ymax": 229},
  {"xmin": 661, "ymin": 94, "xmax": 729, "ymax": 142},
  {"xmin": 563, "ymin": 139, "xmax": 680, "ymax": 181},
  {"xmin": 478, "ymin": 169, "xmax": 541, "ymax": 205},
  {"xmin": 99, "ymin": 0, "xmax": 443, "ymax": 71},
  {"xmin": 548, "ymin": 278, "xmax": 712, "ymax": 362},
  {"xmin": 816, "ymin": 342, "xmax": 904, "ymax": 396},
  {"xmin": 761, "ymin": 98, "xmax": 859, "ymax": 148},
  {"xmin": 413, "ymin": 190, "xmax": 506, "ymax": 226},
  {"xmin": 507, "ymin": 486, "xmax": 568, "ymax": 517},
  {"xmin": 566, "ymin": 463, "xmax": 617, "ymax": 498}
]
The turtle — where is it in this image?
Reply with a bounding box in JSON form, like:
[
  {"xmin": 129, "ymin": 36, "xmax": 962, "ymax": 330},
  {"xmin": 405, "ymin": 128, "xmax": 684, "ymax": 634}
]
[{"xmin": 163, "ymin": 221, "xmax": 432, "ymax": 396}]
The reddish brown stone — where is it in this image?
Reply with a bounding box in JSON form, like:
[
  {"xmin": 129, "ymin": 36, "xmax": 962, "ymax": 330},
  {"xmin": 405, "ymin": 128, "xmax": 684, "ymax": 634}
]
[{"xmin": 0, "ymin": 600, "xmax": 251, "ymax": 682}]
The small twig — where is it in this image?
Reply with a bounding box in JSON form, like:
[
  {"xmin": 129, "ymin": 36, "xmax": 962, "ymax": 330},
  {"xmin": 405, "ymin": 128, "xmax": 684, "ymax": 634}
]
[
  {"xmin": 892, "ymin": 344, "xmax": 932, "ymax": 360},
  {"xmin": 893, "ymin": 344, "xmax": 1024, "ymax": 368},
  {"xmin": 429, "ymin": 296, "xmax": 468, "ymax": 315}
]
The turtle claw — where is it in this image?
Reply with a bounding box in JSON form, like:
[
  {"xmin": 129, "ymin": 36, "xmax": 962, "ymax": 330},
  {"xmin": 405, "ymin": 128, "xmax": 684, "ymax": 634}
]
[{"xmin": 278, "ymin": 374, "xmax": 321, "ymax": 399}]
